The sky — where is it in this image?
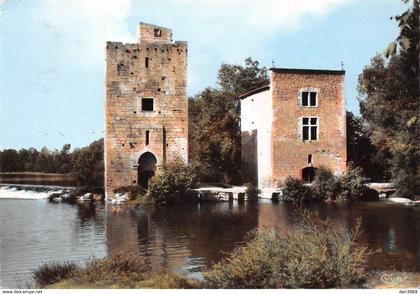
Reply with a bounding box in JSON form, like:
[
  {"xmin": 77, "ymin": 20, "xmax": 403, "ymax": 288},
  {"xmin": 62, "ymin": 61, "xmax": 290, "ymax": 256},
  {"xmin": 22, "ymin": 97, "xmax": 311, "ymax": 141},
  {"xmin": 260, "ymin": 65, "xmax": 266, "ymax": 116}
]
[{"xmin": 0, "ymin": 0, "xmax": 406, "ymax": 151}]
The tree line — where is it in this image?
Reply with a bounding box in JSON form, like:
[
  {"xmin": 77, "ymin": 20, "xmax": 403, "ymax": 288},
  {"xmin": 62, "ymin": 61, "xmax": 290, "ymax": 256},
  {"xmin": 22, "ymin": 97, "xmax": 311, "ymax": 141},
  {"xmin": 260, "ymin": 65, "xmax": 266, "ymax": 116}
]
[{"xmin": 0, "ymin": 139, "xmax": 104, "ymax": 191}]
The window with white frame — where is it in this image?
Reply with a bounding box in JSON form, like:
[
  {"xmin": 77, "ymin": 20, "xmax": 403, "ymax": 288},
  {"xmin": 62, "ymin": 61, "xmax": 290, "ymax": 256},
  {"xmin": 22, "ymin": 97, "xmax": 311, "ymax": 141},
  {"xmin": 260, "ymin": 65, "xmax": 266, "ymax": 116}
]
[
  {"xmin": 301, "ymin": 117, "xmax": 318, "ymax": 141},
  {"xmin": 300, "ymin": 90, "xmax": 318, "ymax": 107}
]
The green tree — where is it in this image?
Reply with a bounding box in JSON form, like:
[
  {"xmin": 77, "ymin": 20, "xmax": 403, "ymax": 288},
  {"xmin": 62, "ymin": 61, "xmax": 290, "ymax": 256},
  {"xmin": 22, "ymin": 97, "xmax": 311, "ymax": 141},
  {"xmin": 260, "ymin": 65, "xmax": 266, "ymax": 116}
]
[
  {"xmin": 218, "ymin": 57, "xmax": 269, "ymax": 96},
  {"xmin": 71, "ymin": 139, "xmax": 104, "ymax": 191},
  {"xmin": 58, "ymin": 144, "xmax": 72, "ymax": 173},
  {"xmin": 0, "ymin": 149, "xmax": 24, "ymax": 172},
  {"xmin": 358, "ymin": 0, "xmax": 419, "ymax": 198},
  {"xmin": 189, "ymin": 58, "xmax": 269, "ymax": 183},
  {"xmin": 346, "ymin": 111, "xmax": 391, "ymax": 181},
  {"xmin": 189, "ymin": 88, "xmax": 240, "ymax": 182}
]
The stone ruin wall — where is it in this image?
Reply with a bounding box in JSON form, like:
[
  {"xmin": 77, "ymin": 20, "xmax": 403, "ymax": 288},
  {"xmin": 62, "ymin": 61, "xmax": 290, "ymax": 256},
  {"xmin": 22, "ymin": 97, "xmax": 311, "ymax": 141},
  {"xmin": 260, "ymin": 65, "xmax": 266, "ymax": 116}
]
[{"xmin": 105, "ymin": 23, "xmax": 188, "ymax": 198}]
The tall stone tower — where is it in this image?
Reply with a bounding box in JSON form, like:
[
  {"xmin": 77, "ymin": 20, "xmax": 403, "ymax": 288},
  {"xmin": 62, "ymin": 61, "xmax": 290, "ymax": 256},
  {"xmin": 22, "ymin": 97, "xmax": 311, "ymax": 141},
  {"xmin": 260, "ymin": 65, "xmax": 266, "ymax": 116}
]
[{"xmin": 105, "ymin": 23, "xmax": 188, "ymax": 199}]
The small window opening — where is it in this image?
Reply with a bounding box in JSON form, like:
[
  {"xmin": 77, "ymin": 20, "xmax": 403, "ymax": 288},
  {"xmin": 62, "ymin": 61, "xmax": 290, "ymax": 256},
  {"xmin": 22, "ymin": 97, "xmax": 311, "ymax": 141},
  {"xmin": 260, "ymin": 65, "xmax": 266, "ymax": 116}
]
[
  {"xmin": 301, "ymin": 91, "xmax": 317, "ymax": 107},
  {"xmin": 145, "ymin": 57, "xmax": 149, "ymax": 68},
  {"xmin": 154, "ymin": 29, "xmax": 162, "ymax": 37},
  {"xmin": 142, "ymin": 98, "xmax": 154, "ymax": 111},
  {"xmin": 145, "ymin": 130, "xmax": 150, "ymax": 146},
  {"xmin": 308, "ymin": 154, "xmax": 312, "ymax": 165}
]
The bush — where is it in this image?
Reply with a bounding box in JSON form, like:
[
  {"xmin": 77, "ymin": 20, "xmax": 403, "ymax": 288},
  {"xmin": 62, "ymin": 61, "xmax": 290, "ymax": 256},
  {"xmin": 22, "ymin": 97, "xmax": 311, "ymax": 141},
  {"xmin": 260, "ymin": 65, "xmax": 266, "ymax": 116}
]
[
  {"xmin": 245, "ymin": 182, "xmax": 260, "ymax": 201},
  {"xmin": 340, "ymin": 164, "xmax": 370, "ymax": 201},
  {"xmin": 146, "ymin": 157, "xmax": 199, "ymax": 205},
  {"xmin": 76, "ymin": 254, "xmax": 151, "ymax": 282},
  {"xmin": 313, "ymin": 166, "xmax": 341, "ymax": 201},
  {"xmin": 34, "ymin": 255, "xmax": 153, "ymax": 288},
  {"xmin": 33, "ymin": 261, "xmax": 79, "ymax": 288},
  {"xmin": 281, "ymin": 176, "xmax": 312, "ymax": 203},
  {"xmin": 202, "ymin": 211, "xmax": 367, "ymax": 288}
]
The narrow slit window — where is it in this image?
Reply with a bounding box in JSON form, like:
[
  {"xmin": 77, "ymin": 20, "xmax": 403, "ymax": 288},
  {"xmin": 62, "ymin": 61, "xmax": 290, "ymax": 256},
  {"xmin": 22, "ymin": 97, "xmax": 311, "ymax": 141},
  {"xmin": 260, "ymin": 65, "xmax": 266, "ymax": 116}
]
[
  {"xmin": 308, "ymin": 154, "xmax": 312, "ymax": 164},
  {"xmin": 145, "ymin": 57, "xmax": 149, "ymax": 68},
  {"xmin": 145, "ymin": 130, "xmax": 150, "ymax": 146}
]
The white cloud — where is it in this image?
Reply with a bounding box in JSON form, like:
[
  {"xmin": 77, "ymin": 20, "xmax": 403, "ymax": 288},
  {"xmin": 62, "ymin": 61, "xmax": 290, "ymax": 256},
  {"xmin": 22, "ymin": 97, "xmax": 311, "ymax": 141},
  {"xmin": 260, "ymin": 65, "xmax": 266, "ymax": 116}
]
[
  {"xmin": 170, "ymin": 0, "xmax": 352, "ymax": 36},
  {"xmin": 39, "ymin": 0, "xmax": 135, "ymax": 68}
]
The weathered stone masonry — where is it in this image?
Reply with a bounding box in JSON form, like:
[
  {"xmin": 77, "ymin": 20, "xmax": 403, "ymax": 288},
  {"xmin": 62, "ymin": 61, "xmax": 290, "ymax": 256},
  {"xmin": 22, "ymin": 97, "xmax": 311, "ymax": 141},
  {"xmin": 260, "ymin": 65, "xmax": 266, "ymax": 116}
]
[{"xmin": 105, "ymin": 23, "xmax": 188, "ymax": 199}]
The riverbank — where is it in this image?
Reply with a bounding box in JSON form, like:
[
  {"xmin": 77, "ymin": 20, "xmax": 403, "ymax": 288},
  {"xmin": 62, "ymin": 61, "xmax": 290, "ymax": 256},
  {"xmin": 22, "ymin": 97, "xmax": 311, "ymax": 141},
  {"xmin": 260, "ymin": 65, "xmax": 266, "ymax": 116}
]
[
  {"xmin": 0, "ymin": 172, "xmax": 75, "ymax": 186},
  {"xmin": 44, "ymin": 271, "xmax": 420, "ymax": 289},
  {"xmin": 46, "ymin": 272, "xmax": 199, "ymax": 289}
]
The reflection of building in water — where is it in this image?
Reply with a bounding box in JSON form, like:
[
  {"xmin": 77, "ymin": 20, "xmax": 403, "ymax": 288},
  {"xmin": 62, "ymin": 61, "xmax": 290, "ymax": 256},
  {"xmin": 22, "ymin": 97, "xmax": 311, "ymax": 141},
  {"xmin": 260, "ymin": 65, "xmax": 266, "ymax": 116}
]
[
  {"xmin": 105, "ymin": 203, "xmax": 259, "ymax": 273},
  {"xmin": 257, "ymin": 202, "xmax": 290, "ymax": 230},
  {"xmin": 105, "ymin": 205, "xmax": 189, "ymax": 272}
]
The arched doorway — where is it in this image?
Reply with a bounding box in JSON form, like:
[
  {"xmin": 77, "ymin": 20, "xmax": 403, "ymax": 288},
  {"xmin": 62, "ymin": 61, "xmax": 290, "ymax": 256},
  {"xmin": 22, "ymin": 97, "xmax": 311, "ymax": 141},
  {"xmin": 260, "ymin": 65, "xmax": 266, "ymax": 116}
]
[
  {"xmin": 138, "ymin": 152, "xmax": 157, "ymax": 188},
  {"xmin": 302, "ymin": 167, "xmax": 317, "ymax": 183}
]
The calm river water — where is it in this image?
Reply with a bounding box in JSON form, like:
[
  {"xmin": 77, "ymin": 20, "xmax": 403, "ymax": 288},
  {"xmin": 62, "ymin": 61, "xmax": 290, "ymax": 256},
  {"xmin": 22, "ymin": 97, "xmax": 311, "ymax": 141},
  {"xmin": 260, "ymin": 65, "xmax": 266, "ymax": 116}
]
[{"xmin": 0, "ymin": 189, "xmax": 419, "ymax": 288}]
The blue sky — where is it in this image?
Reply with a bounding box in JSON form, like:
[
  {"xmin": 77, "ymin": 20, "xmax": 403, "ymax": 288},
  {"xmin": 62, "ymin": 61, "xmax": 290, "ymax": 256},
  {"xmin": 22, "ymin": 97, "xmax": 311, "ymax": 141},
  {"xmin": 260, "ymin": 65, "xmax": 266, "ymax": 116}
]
[{"xmin": 0, "ymin": 0, "xmax": 406, "ymax": 150}]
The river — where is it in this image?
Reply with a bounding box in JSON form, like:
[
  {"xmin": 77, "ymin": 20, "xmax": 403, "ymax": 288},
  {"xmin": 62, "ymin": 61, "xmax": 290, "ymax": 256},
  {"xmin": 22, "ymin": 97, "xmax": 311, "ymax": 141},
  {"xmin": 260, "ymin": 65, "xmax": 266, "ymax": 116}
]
[{"xmin": 0, "ymin": 184, "xmax": 419, "ymax": 288}]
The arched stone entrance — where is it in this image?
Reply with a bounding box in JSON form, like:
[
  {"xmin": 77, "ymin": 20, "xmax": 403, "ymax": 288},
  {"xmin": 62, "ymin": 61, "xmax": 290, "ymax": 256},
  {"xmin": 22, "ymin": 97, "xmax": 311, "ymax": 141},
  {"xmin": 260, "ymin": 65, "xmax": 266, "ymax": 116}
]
[
  {"xmin": 138, "ymin": 152, "xmax": 157, "ymax": 188},
  {"xmin": 302, "ymin": 167, "xmax": 317, "ymax": 183}
]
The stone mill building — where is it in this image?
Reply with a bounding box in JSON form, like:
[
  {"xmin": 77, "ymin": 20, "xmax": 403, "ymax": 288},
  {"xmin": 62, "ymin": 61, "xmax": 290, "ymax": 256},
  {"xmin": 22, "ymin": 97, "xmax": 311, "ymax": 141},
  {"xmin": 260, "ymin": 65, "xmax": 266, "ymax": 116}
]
[
  {"xmin": 105, "ymin": 23, "xmax": 188, "ymax": 198},
  {"xmin": 240, "ymin": 68, "xmax": 347, "ymax": 190}
]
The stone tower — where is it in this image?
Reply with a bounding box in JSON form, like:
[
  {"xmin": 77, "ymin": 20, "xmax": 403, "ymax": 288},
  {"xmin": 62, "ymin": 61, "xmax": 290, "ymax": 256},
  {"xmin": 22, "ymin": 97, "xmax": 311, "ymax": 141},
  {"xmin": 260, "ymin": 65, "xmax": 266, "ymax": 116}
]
[{"xmin": 105, "ymin": 23, "xmax": 188, "ymax": 199}]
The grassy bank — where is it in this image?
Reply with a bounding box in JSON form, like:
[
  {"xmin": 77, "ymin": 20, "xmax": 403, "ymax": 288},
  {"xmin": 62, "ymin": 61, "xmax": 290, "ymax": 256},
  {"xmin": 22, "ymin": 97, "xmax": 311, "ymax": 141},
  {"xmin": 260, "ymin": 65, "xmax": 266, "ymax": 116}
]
[
  {"xmin": 46, "ymin": 272, "xmax": 199, "ymax": 289},
  {"xmin": 34, "ymin": 255, "xmax": 198, "ymax": 289}
]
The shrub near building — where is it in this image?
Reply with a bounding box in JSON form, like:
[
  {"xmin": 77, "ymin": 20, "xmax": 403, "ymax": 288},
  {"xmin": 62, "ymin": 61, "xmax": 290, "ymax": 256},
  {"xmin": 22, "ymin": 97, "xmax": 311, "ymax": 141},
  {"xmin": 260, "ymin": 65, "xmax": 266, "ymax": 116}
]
[
  {"xmin": 312, "ymin": 166, "xmax": 342, "ymax": 201},
  {"xmin": 281, "ymin": 176, "xmax": 312, "ymax": 203},
  {"xmin": 146, "ymin": 157, "xmax": 199, "ymax": 205}
]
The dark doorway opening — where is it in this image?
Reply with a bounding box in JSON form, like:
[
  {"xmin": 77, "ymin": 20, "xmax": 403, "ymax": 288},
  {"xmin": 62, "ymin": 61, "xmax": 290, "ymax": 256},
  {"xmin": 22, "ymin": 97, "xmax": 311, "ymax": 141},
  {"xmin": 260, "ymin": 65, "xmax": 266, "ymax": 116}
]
[
  {"xmin": 302, "ymin": 167, "xmax": 317, "ymax": 183},
  {"xmin": 138, "ymin": 152, "xmax": 157, "ymax": 188}
]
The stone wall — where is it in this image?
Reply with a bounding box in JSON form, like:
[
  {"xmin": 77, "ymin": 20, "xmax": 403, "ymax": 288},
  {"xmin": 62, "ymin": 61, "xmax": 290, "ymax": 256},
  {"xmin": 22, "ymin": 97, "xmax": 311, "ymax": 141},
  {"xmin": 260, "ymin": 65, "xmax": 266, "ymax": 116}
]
[
  {"xmin": 270, "ymin": 69, "xmax": 346, "ymax": 185},
  {"xmin": 105, "ymin": 23, "xmax": 188, "ymax": 198}
]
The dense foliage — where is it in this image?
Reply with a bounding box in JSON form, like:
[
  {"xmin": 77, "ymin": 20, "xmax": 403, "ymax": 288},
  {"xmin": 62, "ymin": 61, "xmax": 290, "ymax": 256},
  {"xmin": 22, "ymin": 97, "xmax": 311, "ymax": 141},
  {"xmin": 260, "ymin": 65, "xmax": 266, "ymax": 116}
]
[
  {"xmin": 281, "ymin": 176, "xmax": 312, "ymax": 203},
  {"xmin": 340, "ymin": 164, "xmax": 370, "ymax": 201},
  {"xmin": 0, "ymin": 144, "xmax": 72, "ymax": 173},
  {"xmin": 71, "ymin": 139, "xmax": 104, "ymax": 191},
  {"xmin": 146, "ymin": 157, "xmax": 199, "ymax": 205},
  {"xmin": 203, "ymin": 211, "xmax": 367, "ymax": 288},
  {"xmin": 189, "ymin": 58, "xmax": 269, "ymax": 183},
  {"xmin": 346, "ymin": 111, "xmax": 391, "ymax": 181},
  {"xmin": 358, "ymin": 0, "xmax": 419, "ymax": 198},
  {"xmin": 312, "ymin": 166, "xmax": 342, "ymax": 201}
]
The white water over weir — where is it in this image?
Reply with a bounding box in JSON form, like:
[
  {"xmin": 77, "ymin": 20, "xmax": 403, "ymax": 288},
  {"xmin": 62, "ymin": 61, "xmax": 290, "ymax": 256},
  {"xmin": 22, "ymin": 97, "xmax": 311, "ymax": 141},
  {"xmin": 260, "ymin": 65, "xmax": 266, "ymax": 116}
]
[{"xmin": 0, "ymin": 184, "xmax": 75, "ymax": 199}]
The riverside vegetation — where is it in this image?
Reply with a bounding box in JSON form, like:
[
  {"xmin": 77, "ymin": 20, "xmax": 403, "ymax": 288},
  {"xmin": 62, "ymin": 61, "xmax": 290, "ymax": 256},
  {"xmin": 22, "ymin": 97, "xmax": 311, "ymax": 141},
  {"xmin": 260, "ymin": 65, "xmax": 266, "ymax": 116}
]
[
  {"xmin": 281, "ymin": 165, "xmax": 374, "ymax": 203},
  {"xmin": 33, "ymin": 211, "xmax": 369, "ymax": 289}
]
